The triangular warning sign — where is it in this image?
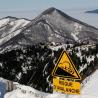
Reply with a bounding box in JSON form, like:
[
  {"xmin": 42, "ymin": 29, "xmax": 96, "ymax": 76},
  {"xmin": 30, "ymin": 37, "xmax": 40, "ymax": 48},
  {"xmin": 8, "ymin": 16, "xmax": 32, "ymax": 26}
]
[{"xmin": 52, "ymin": 51, "xmax": 81, "ymax": 80}]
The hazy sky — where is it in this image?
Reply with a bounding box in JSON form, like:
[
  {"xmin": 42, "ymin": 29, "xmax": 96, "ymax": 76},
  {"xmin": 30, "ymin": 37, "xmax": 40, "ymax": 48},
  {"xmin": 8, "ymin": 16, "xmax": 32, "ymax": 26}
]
[
  {"xmin": 0, "ymin": 0, "xmax": 98, "ymax": 27},
  {"xmin": 0, "ymin": 0, "xmax": 98, "ymax": 10}
]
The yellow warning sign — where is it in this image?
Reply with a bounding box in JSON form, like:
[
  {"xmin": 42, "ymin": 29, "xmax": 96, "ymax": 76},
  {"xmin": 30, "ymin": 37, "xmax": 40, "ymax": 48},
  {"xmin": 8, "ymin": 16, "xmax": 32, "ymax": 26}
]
[
  {"xmin": 52, "ymin": 51, "xmax": 81, "ymax": 80},
  {"xmin": 53, "ymin": 76, "xmax": 81, "ymax": 94}
]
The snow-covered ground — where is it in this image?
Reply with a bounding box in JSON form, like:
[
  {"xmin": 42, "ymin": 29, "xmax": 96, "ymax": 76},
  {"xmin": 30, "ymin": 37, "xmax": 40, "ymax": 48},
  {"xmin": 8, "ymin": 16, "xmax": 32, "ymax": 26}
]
[
  {"xmin": 4, "ymin": 70, "xmax": 98, "ymax": 98},
  {"xmin": 72, "ymin": 70, "xmax": 98, "ymax": 98},
  {"xmin": 4, "ymin": 85, "xmax": 66, "ymax": 98}
]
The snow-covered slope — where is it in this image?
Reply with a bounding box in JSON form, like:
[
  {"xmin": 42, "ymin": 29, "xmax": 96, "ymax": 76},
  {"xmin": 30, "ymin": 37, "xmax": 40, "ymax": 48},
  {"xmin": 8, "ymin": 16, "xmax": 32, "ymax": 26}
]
[
  {"xmin": 1, "ymin": 7, "xmax": 98, "ymax": 51},
  {"xmin": 72, "ymin": 70, "xmax": 98, "ymax": 98},
  {"xmin": 0, "ymin": 18, "xmax": 10, "ymax": 28},
  {"xmin": 19, "ymin": 7, "xmax": 98, "ymax": 44},
  {"xmin": 4, "ymin": 70, "xmax": 98, "ymax": 98},
  {"xmin": 4, "ymin": 84, "xmax": 66, "ymax": 98},
  {"xmin": 0, "ymin": 16, "xmax": 30, "ymax": 47}
]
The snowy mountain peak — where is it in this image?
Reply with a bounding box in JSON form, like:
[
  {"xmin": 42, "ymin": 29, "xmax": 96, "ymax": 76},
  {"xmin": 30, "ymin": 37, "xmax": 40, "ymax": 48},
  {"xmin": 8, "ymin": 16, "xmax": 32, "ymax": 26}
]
[
  {"xmin": 41, "ymin": 7, "xmax": 57, "ymax": 15},
  {"xmin": 0, "ymin": 17, "xmax": 30, "ymax": 48},
  {"xmin": 24, "ymin": 8, "xmax": 98, "ymax": 44},
  {"xmin": 40, "ymin": 7, "xmax": 76, "ymax": 21},
  {"xmin": 0, "ymin": 8, "xmax": 98, "ymax": 50},
  {"xmin": 0, "ymin": 16, "xmax": 18, "ymax": 23},
  {"xmin": 0, "ymin": 16, "xmax": 30, "ymax": 28},
  {"xmin": 4, "ymin": 16, "xmax": 18, "ymax": 20}
]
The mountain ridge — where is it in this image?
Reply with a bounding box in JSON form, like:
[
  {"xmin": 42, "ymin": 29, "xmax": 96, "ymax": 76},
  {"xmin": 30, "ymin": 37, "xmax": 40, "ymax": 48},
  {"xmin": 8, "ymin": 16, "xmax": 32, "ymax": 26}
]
[
  {"xmin": 86, "ymin": 9, "xmax": 98, "ymax": 14},
  {"xmin": 0, "ymin": 7, "xmax": 98, "ymax": 51},
  {"xmin": 37, "ymin": 7, "xmax": 98, "ymax": 30},
  {"xmin": 0, "ymin": 16, "xmax": 31, "ymax": 21}
]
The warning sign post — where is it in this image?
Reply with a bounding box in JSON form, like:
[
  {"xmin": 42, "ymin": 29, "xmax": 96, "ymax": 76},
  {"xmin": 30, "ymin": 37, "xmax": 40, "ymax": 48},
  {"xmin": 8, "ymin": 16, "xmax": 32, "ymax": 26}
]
[
  {"xmin": 53, "ymin": 77, "xmax": 80, "ymax": 95},
  {"xmin": 52, "ymin": 51, "xmax": 81, "ymax": 95},
  {"xmin": 52, "ymin": 51, "xmax": 81, "ymax": 80}
]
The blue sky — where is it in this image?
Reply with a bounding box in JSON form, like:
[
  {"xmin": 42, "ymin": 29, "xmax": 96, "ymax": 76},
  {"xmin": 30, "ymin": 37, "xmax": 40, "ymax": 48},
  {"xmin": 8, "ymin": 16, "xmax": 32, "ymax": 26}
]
[
  {"xmin": 0, "ymin": 0, "xmax": 98, "ymax": 15},
  {"xmin": 0, "ymin": 0, "xmax": 98, "ymax": 10},
  {"xmin": 0, "ymin": 0, "xmax": 98, "ymax": 27}
]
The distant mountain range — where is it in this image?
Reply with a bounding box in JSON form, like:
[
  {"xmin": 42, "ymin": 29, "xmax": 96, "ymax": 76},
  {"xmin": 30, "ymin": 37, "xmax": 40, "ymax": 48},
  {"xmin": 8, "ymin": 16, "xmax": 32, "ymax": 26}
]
[
  {"xmin": 86, "ymin": 9, "xmax": 98, "ymax": 14},
  {"xmin": 0, "ymin": 7, "xmax": 98, "ymax": 51}
]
